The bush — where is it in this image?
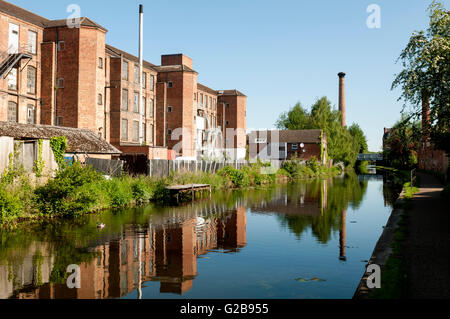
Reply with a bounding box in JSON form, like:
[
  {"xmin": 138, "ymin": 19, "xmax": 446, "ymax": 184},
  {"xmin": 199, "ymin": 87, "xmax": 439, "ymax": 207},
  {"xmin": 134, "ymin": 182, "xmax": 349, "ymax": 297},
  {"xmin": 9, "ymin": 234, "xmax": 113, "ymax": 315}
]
[
  {"xmin": 104, "ymin": 177, "xmax": 134, "ymax": 208},
  {"xmin": 218, "ymin": 166, "xmax": 250, "ymax": 188},
  {"xmin": 0, "ymin": 187, "xmax": 23, "ymax": 221},
  {"xmin": 34, "ymin": 162, "xmax": 105, "ymax": 216}
]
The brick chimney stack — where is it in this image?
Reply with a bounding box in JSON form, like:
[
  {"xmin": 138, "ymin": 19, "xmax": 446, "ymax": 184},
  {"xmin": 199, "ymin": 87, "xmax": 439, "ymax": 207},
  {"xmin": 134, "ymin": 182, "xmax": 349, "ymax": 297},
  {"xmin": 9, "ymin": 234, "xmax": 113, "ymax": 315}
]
[{"xmin": 338, "ymin": 72, "xmax": 346, "ymax": 127}]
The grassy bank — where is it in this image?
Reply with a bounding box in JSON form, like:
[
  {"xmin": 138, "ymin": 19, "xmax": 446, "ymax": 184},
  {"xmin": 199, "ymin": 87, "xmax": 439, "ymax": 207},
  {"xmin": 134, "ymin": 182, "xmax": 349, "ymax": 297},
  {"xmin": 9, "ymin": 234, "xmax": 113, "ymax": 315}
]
[
  {"xmin": 1, "ymin": 157, "xmax": 341, "ymax": 224},
  {"xmin": 368, "ymin": 182, "xmax": 418, "ymax": 299}
]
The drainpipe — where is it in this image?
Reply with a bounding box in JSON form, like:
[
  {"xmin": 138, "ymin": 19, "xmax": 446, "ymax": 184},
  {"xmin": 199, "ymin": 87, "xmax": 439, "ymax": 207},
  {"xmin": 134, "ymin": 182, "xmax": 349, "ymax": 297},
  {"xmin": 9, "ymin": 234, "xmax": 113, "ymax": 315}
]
[
  {"xmin": 163, "ymin": 81, "xmax": 167, "ymax": 148},
  {"xmin": 54, "ymin": 27, "xmax": 59, "ymax": 126},
  {"xmin": 138, "ymin": 4, "xmax": 144, "ymax": 145}
]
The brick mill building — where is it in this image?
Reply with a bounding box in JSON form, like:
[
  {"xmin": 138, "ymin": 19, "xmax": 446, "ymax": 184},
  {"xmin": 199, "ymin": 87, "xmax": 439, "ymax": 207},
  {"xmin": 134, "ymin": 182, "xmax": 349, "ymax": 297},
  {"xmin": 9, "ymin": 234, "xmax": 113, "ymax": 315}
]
[{"xmin": 0, "ymin": 0, "xmax": 247, "ymax": 160}]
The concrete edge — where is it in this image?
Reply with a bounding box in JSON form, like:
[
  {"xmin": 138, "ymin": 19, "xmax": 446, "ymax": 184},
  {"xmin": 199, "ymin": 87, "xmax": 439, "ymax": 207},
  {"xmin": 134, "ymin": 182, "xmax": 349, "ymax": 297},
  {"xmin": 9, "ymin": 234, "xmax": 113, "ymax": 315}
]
[{"xmin": 353, "ymin": 191, "xmax": 406, "ymax": 299}]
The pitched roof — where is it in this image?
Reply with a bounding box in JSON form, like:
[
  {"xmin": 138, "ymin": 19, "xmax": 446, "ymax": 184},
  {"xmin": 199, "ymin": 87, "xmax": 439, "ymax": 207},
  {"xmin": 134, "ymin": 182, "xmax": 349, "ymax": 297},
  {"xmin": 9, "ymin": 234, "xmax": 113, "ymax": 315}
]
[
  {"xmin": 217, "ymin": 89, "xmax": 246, "ymax": 97},
  {"xmin": 0, "ymin": 0, "xmax": 49, "ymax": 27},
  {"xmin": 0, "ymin": 122, "xmax": 121, "ymax": 154},
  {"xmin": 197, "ymin": 83, "xmax": 217, "ymax": 95},
  {"xmin": 43, "ymin": 17, "xmax": 107, "ymax": 31},
  {"xmin": 154, "ymin": 64, "xmax": 197, "ymax": 74},
  {"xmin": 105, "ymin": 44, "xmax": 158, "ymax": 72},
  {"xmin": 250, "ymin": 130, "xmax": 324, "ymax": 144}
]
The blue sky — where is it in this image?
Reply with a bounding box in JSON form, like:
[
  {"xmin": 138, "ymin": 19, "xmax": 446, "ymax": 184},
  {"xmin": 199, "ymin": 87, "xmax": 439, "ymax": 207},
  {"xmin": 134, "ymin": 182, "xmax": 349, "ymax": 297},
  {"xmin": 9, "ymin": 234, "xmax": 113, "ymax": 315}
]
[{"xmin": 9, "ymin": 0, "xmax": 449, "ymax": 151}]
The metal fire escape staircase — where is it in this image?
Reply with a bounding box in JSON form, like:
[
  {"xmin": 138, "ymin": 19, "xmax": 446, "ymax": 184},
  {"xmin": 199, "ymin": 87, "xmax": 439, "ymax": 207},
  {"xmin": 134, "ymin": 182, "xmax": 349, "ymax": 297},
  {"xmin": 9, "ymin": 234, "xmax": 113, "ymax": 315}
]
[{"xmin": 0, "ymin": 48, "xmax": 32, "ymax": 79}]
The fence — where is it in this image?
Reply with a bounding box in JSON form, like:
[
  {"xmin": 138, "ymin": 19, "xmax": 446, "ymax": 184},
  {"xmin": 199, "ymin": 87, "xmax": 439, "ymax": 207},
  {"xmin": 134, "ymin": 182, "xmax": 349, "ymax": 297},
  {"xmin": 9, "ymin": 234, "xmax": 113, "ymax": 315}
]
[
  {"xmin": 85, "ymin": 157, "xmax": 125, "ymax": 177},
  {"xmin": 148, "ymin": 160, "xmax": 252, "ymax": 178}
]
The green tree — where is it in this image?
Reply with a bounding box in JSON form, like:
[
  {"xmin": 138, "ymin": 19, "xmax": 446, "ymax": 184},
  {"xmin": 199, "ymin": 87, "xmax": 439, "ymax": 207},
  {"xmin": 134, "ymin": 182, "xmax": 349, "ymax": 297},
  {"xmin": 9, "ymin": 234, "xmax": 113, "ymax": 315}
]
[
  {"xmin": 275, "ymin": 97, "xmax": 361, "ymax": 167},
  {"xmin": 392, "ymin": 1, "xmax": 450, "ymax": 153},
  {"xmin": 384, "ymin": 116, "xmax": 421, "ymax": 169},
  {"xmin": 348, "ymin": 123, "xmax": 368, "ymax": 154}
]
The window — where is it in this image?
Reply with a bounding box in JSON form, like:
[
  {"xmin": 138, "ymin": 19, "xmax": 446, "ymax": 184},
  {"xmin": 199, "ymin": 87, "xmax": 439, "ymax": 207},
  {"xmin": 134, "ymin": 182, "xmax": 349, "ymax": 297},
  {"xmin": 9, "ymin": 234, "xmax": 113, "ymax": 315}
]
[
  {"xmin": 57, "ymin": 41, "xmax": 65, "ymax": 51},
  {"xmin": 27, "ymin": 66, "xmax": 36, "ymax": 94},
  {"xmin": 56, "ymin": 116, "xmax": 63, "ymax": 126},
  {"xmin": 27, "ymin": 105, "xmax": 36, "ymax": 124},
  {"xmin": 28, "ymin": 31, "xmax": 37, "ymax": 54},
  {"xmin": 167, "ymin": 106, "xmax": 172, "ymax": 113},
  {"xmin": 121, "ymin": 119, "xmax": 128, "ymax": 140},
  {"xmin": 209, "ymin": 97, "xmax": 212, "ymax": 108},
  {"xmin": 292, "ymin": 144, "xmax": 298, "ymax": 150},
  {"xmin": 122, "ymin": 61, "xmax": 129, "ymax": 80},
  {"xmin": 143, "ymin": 96, "xmax": 146, "ymax": 116},
  {"xmin": 149, "ymin": 99, "xmax": 154, "ymax": 117},
  {"xmin": 149, "ymin": 124, "xmax": 153, "ymax": 143},
  {"xmin": 143, "ymin": 72, "xmax": 147, "ymax": 88},
  {"xmin": 98, "ymin": 93, "xmax": 103, "ymax": 105},
  {"xmin": 226, "ymin": 120, "xmax": 229, "ymax": 126},
  {"xmin": 134, "ymin": 65, "xmax": 139, "ymax": 84},
  {"xmin": 226, "ymin": 103, "xmax": 230, "ymax": 108},
  {"xmin": 133, "ymin": 121, "xmax": 139, "ymax": 142},
  {"xmin": 57, "ymin": 78, "xmax": 64, "ymax": 88},
  {"xmin": 167, "ymin": 81, "xmax": 173, "ymax": 88},
  {"xmin": 122, "ymin": 89, "xmax": 128, "ymax": 110},
  {"xmin": 200, "ymin": 94, "xmax": 203, "ymax": 105},
  {"xmin": 167, "ymin": 129, "xmax": 172, "ymax": 136},
  {"xmin": 150, "ymin": 75, "xmax": 154, "ymax": 91},
  {"xmin": 7, "ymin": 68, "xmax": 17, "ymax": 90},
  {"xmin": 98, "ymin": 57, "xmax": 103, "ymax": 69},
  {"xmin": 133, "ymin": 92, "xmax": 139, "ymax": 113},
  {"xmin": 213, "ymin": 99, "xmax": 216, "ymax": 111},
  {"xmin": 7, "ymin": 101, "xmax": 17, "ymax": 123},
  {"xmin": 194, "ymin": 93, "xmax": 196, "ymax": 101}
]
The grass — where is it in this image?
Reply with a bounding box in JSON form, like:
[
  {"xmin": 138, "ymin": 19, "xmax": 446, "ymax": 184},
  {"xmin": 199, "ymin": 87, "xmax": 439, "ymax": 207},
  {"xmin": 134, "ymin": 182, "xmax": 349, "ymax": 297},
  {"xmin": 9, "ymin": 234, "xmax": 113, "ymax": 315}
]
[{"xmin": 369, "ymin": 211, "xmax": 408, "ymax": 299}]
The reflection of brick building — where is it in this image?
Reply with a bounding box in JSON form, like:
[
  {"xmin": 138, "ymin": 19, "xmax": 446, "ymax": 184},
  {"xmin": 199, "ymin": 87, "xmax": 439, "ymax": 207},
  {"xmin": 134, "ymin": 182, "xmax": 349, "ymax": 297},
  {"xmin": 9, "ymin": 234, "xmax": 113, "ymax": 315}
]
[{"xmin": 7, "ymin": 207, "xmax": 247, "ymax": 299}]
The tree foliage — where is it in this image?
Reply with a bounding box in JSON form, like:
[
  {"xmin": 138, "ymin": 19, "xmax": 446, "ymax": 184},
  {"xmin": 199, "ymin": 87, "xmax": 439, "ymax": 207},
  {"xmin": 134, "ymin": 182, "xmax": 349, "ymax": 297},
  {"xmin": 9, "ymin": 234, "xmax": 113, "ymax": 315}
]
[
  {"xmin": 392, "ymin": 1, "xmax": 450, "ymax": 152},
  {"xmin": 276, "ymin": 97, "xmax": 367, "ymax": 167},
  {"xmin": 384, "ymin": 116, "xmax": 421, "ymax": 169}
]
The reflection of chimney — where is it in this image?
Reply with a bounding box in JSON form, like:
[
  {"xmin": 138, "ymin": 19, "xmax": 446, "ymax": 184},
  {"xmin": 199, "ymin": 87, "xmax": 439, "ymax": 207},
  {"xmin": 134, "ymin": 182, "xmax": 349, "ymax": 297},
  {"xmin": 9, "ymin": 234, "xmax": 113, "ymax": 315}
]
[
  {"xmin": 338, "ymin": 72, "xmax": 346, "ymax": 127},
  {"xmin": 339, "ymin": 209, "xmax": 347, "ymax": 261}
]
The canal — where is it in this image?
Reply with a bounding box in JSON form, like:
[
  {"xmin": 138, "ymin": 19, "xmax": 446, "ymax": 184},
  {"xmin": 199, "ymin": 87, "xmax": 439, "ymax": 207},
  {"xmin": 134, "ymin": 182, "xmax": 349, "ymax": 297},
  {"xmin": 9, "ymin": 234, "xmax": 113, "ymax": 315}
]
[{"xmin": 0, "ymin": 170, "xmax": 402, "ymax": 299}]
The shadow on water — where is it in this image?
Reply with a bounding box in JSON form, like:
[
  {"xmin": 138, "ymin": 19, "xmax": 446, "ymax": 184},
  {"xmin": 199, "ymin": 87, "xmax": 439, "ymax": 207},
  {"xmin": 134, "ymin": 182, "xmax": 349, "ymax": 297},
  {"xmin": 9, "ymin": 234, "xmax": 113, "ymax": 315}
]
[{"xmin": 0, "ymin": 169, "xmax": 400, "ymax": 299}]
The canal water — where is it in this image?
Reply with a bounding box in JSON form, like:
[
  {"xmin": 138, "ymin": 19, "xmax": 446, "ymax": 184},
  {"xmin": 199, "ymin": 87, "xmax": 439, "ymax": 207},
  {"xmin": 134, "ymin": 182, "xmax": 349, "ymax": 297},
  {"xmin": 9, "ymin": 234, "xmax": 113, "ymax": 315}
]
[{"xmin": 0, "ymin": 171, "xmax": 400, "ymax": 299}]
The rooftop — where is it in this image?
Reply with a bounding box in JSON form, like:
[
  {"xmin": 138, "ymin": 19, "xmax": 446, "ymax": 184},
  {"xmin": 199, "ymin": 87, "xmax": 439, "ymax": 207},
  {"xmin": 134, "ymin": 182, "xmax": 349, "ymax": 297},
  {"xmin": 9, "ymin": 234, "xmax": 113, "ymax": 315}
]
[
  {"xmin": 218, "ymin": 89, "xmax": 246, "ymax": 97},
  {"xmin": 197, "ymin": 83, "xmax": 217, "ymax": 95},
  {"xmin": 0, "ymin": 121, "xmax": 121, "ymax": 154},
  {"xmin": 250, "ymin": 130, "xmax": 324, "ymax": 144},
  {"xmin": 106, "ymin": 44, "xmax": 158, "ymax": 72}
]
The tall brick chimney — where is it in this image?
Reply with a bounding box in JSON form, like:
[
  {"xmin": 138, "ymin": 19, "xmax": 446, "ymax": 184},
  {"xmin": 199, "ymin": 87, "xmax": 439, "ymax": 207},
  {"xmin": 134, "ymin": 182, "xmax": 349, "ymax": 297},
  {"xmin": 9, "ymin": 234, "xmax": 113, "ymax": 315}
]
[{"xmin": 338, "ymin": 72, "xmax": 346, "ymax": 127}]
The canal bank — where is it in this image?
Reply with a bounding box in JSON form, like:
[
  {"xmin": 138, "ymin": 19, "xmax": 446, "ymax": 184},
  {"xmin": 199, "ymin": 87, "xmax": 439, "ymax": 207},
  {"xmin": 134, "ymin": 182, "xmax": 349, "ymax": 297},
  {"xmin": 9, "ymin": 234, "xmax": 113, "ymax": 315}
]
[
  {"xmin": 0, "ymin": 159, "xmax": 341, "ymax": 225},
  {"xmin": 354, "ymin": 172, "xmax": 450, "ymax": 299}
]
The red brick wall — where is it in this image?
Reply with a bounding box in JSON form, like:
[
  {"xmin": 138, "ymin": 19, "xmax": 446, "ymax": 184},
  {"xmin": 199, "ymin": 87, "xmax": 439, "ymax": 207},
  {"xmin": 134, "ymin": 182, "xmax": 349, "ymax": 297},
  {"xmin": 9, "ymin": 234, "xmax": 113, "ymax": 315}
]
[
  {"xmin": 218, "ymin": 94, "xmax": 247, "ymax": 149},
  {"xmin": 161, "ymin": 54, "xmax": 193, "ymax": 69},
  {"xmin": 419, "ymin": 147, "xmax": 449, "ymax": 178},
  {"xmin": 0, "ymin": 12, "xmax": 44, "ymax": 124}
]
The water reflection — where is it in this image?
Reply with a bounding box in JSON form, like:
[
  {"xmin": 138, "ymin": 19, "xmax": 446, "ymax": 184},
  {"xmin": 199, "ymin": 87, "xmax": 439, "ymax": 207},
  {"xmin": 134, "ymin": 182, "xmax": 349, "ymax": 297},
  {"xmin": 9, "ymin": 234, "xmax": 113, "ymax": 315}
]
[{"xmin": 0, "ymin": 170, "xmax": 399, "ymax": 299}]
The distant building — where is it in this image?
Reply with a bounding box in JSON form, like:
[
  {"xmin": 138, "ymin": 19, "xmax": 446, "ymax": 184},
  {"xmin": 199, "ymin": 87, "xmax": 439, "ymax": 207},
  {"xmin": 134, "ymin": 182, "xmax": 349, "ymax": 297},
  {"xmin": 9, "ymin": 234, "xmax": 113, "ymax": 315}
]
[{"xmin": 248, "ymin": 129, "xmax": 327, "ymax": 164}]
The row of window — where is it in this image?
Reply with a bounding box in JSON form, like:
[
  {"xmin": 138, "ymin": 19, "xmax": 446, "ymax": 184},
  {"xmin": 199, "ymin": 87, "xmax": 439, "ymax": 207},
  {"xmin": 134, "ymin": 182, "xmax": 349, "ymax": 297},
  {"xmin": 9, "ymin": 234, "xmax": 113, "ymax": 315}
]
[
  {"xmin": 122, "ymin": 61, "xmax": 155, "ymax": 90},
  {"xmin": 7, "ymin": 101, "xmax": 36, "ymax": 124},
  {"xmin": 194, "ymin": 92, "xmax": 217, "ymax": 111},
  {"xmin": 7, "ymin": 66, "xmax": 37, "ymax": 94},
  {"xmin": 121, "ymin": 89, "xmax": 154, "ymax": 116},
  {"xmin": 121, "ymin": 119, "xmax": 153, "ymax": 143}
]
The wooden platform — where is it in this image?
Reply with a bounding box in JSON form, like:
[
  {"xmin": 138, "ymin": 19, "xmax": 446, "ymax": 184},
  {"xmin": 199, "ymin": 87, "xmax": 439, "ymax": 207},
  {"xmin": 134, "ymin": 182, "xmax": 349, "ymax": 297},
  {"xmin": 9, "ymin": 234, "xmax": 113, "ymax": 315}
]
[{"xmin": 166, "ymin": 184, "xmax": 212, "ymax": 203}]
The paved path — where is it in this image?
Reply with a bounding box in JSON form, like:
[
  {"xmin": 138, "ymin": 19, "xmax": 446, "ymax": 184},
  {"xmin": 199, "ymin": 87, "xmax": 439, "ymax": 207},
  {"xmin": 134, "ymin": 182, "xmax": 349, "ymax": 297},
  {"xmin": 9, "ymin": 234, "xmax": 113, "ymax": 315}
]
[{"xmin": 404, "ymin": 172, "xmax": 450, "ymax": 298}]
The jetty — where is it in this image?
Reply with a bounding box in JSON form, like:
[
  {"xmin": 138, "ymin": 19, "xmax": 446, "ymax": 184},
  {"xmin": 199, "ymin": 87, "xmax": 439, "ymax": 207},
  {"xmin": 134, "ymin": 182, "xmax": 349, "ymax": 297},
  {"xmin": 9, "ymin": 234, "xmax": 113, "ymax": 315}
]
[{"xmin": 166, "ymin": 184, "xmax": 212, "ymax": 203}]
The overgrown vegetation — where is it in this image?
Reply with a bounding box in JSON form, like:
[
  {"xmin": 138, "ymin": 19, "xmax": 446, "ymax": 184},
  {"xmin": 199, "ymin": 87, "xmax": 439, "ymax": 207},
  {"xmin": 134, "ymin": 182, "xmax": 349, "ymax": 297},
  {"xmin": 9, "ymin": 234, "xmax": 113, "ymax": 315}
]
[{"xmin": 1, "ymin": 159, "xmax": 342, "ymax": 223}]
